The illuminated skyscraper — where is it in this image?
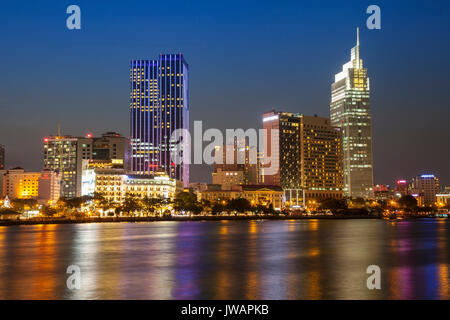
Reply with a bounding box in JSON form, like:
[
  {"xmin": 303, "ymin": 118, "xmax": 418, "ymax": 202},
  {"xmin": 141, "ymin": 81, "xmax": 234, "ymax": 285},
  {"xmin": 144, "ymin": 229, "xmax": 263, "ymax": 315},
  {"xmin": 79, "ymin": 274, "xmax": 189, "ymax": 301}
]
[
  {"xmin": 330, "ymin": 28, "xmax": 374, "ymax": 198},
  {"xmin": 262, "ymin": 111, "xmax": 343, "ymax": 204},
  {"xmin": 130, "ymin": 54, "xmax": 189, "ymax": 186}
]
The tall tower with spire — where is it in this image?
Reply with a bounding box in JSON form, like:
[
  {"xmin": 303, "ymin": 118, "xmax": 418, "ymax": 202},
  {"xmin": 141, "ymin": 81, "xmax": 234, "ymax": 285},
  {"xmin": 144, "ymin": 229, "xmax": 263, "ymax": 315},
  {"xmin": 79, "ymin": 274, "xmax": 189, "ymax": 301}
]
[{"xmin": 330, "ymin": 28, "xmax": 374, "ymax": 199}]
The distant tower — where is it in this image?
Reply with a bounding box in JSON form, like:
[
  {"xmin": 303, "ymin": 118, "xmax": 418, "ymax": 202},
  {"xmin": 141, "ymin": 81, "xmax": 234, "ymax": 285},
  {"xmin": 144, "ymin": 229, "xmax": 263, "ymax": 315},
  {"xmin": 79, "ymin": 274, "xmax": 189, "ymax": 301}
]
[
  {"xmin": 130, "ymin": 54, "xmax": 189, "ymax": 187},
  {"xmin": 330, "ymin": 28, "xmax": 374, "ymax": 199}
]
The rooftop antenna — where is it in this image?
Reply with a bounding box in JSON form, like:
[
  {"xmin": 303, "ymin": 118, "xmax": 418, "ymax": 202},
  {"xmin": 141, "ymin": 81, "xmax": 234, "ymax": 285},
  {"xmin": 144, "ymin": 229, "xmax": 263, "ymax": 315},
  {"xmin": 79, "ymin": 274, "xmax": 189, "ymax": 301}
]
[{"xmin": 357, "ymin": 27, "xmax": 360, "ymax": 46}]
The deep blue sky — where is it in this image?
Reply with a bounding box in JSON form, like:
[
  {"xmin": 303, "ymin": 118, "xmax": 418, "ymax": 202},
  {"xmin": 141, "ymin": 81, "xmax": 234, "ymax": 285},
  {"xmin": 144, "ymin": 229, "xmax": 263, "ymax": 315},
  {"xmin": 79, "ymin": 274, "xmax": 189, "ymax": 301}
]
[{"xmin": 0, "ymin": 0, "xmax": 449, "ymax": 186}]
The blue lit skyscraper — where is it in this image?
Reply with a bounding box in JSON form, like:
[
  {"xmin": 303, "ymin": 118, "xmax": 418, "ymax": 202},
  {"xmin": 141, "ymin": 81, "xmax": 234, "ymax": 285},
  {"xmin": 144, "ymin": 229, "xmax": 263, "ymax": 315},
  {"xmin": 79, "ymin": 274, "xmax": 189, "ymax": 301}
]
[{"xmin": 130, "ymin": 54, "xmax": 189, "ymax": 186}]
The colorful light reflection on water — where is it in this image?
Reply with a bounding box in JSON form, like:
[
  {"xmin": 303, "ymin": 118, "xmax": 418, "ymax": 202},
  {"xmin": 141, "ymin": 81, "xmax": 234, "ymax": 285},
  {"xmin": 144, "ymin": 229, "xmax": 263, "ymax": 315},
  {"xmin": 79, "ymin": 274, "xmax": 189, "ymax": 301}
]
[{"xmin": 0, "ymin": 219, "xmax": 448, "ymax": 299}]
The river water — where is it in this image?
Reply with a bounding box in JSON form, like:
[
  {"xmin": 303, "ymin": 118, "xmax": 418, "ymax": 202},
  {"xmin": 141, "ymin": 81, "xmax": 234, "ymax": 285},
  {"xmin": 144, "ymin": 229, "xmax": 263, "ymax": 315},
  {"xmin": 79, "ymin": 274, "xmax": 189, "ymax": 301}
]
[{"xmin": 0, "ymin": 219, "xmax": 448, "ymax": 299}]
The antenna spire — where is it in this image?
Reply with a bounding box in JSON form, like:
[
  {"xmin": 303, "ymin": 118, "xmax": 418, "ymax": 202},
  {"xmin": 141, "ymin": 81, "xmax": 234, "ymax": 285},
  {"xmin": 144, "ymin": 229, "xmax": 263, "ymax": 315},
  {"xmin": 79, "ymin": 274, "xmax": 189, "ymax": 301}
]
[{"xmin": 357, "ymin": 27, "xmax": 360, "ymax": 46}]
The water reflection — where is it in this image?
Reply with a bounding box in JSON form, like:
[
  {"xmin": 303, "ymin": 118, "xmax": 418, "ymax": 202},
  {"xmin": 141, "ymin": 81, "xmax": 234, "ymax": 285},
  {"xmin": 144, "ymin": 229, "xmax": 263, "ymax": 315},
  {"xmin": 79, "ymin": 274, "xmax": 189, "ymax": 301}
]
[{"xmin": 0, "ymin": 219, "xmax": 448, "ymax": 299}]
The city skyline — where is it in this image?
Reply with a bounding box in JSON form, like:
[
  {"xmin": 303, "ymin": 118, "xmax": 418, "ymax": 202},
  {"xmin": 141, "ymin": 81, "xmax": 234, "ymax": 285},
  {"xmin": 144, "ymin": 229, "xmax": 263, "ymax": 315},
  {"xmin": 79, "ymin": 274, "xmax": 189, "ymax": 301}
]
[
  {"xmin": 0, "ymin": 1, "xmax": 449, "ymax": 186},
  {"xmin": 0, "ymin": 1, "xmax": 449, "ymax": 303}
]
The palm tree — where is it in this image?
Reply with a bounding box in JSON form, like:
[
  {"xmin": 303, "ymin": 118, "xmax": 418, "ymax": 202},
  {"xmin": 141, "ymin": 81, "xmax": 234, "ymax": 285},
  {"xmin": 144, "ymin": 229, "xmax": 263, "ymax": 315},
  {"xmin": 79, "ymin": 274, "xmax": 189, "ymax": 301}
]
[
  {"xmin": 141, "ymin": 196, "xmax": 161, "ymax": 216},
  {"xmin": 122, "ymin": 196, "xmax": 139, "ymax": 216}
]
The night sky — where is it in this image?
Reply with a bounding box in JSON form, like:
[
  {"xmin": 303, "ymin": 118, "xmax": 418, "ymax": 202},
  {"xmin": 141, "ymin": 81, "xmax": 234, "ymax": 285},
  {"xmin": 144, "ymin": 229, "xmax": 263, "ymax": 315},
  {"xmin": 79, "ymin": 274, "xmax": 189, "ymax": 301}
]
[{"xmin": 0, "ymin": 0, "xmax": 449, "ymax": 186}]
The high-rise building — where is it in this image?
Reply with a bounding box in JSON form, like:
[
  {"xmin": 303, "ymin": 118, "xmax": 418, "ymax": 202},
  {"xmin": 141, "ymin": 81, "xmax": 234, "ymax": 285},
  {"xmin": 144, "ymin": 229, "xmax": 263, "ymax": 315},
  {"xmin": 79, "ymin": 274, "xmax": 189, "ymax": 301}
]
[
  {"xmin": 262, "ymin": 111, "xmax": 343, "ymax": 204},
  {"xmin": 0, "ymin": 144, "xmax": 4, "ymax": 170},
  {"xmin": 89, "ymin": 132, "xmax": 131, "ymax": 170},
  {"xmin": 43, "ymin": 136, "xmax": 78, "ymax": 198},
  {"xmin": 130, "ymin": 54, "xmax": 189, "ymax": 187},
  {"xmin": 43, "ymin": 132, "xmax": 130, "ymax": 198},
  {"xmin": 330, "ymin": 28, "xmax": 374, "ymax": 199},
  {"xmin": 409, "ymin": 174, "xmax": 440, "ymax": 205}
]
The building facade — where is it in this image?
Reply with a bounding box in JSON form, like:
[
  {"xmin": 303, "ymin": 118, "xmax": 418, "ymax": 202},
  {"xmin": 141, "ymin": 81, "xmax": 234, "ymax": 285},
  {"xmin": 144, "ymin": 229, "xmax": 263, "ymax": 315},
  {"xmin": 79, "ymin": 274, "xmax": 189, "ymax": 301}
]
[
  {"xmin": 395, "ymin": 179, "xmax": 408, "ymax": 197},
  {"xmin": 0, "ymin": 168, "xmax": 60, "ymax": 204},
  {"xmin": 373, "ymin": 184, "xmax": 393, "ymax": 201},
  {"xmin": 330, "ymin": 28, "xmax": 374, "ymax": 199},
  {"xmin": 212, "ymin": 139, "xmax": 258, "ymax": 189},
  {"xmin": 130, "ymin": 54, "xmax": 189, "ymax": 187},
  {"xmin": 38, "ymin": 170, "xmax": 61, "ymax": 205},
  {"xmin": 200, "ymin": 185, "xmax": 283, "ymax": 211},
  {"xmin": 262, "ymin": 111, "xmax": 343, "ymax": 204},
  {"xmin": 94, "ymin": 169, "xmax": 182, "ymax": 204},
  {"xmin": 409, "ymin": 174, "xmax": 440, "ymax": 205},
  {"xmin": 0, "ymin": 168, "xmax": 40, "ymax": 199},
  {"xmin": 43, "ymin": 132, "xmax": 130, "ymax": 198},
  {"xmin": 44, "ymin": 136, "xmax": 78, "ymax": 198}
]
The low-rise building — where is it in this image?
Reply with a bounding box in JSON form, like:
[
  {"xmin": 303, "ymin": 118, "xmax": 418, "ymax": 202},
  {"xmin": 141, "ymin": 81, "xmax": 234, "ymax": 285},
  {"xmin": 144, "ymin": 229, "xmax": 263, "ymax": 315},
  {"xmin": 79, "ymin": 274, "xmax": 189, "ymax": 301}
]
[
  {"xmin": 0, "ymin": 168, "xmax": 61, "ymax": 205},
  {"xmin": 200, "ymin": 185, "xmax": 283, "ymax": 210},
  {"xmin": 212, "ymin": 168, "xmax": 245, "ymax": 190},
  {"xmin": 373, "ymin": 184, "xmax": 393, "ymax": 201},
  {"xmin": 1, "ymin": 168, "xmax": 40, "ymax": 199},
  {"xmin": 436, "ymin": 194, "xmax": 450, "ymax": 207},
  {"xmin": 94, "ymin": 169, "xmax": 183, "ymax": 204}
]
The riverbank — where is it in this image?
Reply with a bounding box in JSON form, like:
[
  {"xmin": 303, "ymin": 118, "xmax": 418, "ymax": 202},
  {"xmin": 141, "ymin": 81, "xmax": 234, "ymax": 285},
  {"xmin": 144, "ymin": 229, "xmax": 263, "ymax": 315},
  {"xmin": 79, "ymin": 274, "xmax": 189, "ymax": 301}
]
[{"xmin": 0, "ymin": 214, "xmax": 441, "ymax": 226}]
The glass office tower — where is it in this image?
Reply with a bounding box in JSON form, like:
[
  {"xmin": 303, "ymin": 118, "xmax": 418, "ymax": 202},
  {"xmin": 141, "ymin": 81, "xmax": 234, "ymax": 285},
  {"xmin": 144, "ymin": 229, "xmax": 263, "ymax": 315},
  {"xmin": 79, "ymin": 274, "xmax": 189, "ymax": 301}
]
[
  {"xmin": 330, "ymin": 28, "xmax": 374, "ymax": 199},
  {"xmin": 130, "ymin": 54, "xmax": 189, "ymax": 186}
]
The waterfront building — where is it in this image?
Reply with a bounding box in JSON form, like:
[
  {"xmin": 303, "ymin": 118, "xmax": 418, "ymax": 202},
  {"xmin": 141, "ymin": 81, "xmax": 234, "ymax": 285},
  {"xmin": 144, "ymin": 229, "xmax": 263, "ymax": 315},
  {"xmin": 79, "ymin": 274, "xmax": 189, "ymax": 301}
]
[
  {"xmin": 436, "ymin": 193, "xmax": 450, "ymax": 207},
  {"xmin": 0, "ymin": 167, "xmax": 40, "ymax": 199},
  {"xmin": 130, "ymin": 54, "xmax": 189, "ymax": 187},
  {"xmin": 200, "ymin": 185, "xmax": 283, "ymax": 211},
  {"xmin": 94, "ymin": 169, "xmax": 182, "ymax": 204},
  {"xmin": 0, "ymin": 168, "xmax": 60, "ymax": 204},
  {"xmin": 262, "ymin": 111, "xmax": 343, "ymax": 206},
  {"xmin": 330, "ymin": 28, "xmax": 374, "ymax": 199},
  {"xmin": 373, "ymin": 184, "xmax": 393, "ymax": 201},
  {"xmin": 43, "ymin": 132, "xmax": 130, "ymax": 198},
  {"xmin": 409, "ymin": 174, "xmax": 441, "ymax": 206},
  {"xmin": 0, "ymin": 144, "xmax": 4, "ymax": 170}
]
